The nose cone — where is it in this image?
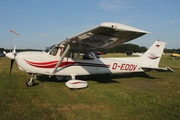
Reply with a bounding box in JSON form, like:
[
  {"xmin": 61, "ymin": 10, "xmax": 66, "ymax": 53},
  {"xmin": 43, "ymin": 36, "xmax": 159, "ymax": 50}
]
[{"xmin": 6, "ymin": 52, "xmax": 16, "ymax": 59}]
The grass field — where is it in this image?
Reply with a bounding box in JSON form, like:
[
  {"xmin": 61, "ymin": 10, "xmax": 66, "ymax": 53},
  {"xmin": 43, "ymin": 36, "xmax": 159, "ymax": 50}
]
[{"xmin": 0, "ymin": 54, "xmax": 180, "ymax": 120}]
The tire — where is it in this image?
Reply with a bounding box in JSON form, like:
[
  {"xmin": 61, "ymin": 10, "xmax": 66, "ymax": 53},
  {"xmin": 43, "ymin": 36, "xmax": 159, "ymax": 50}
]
[{"xmin": 26, "ymin": 79, "xmax": 34, "ymax": 86}]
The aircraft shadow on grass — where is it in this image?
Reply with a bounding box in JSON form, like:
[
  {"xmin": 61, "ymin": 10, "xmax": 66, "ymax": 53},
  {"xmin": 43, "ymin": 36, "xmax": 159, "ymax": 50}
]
[{"xmin": 35, "ymin": 72, "xmax": 157, "ymax": 85}]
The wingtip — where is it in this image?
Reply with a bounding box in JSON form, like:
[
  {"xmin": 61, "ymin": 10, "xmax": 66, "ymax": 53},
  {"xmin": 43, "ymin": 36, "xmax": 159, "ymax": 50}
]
[{"xmin": 99, "ymin": 22, "xmax": 150, "ymax": 34}]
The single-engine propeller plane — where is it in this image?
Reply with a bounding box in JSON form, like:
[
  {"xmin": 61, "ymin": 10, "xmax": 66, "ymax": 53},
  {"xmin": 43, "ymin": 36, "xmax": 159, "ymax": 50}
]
[
  {"xmin": 171, "ymin": 53, "xmax": 180, "ymax": 59},
  {"xmin": 5, "ymin": 22, "xmax": 174, "ymax": 89}
]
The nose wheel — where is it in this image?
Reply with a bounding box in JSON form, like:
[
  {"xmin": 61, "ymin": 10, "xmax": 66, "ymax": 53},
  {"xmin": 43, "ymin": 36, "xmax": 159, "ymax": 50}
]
[{"xmin": 26, "ymin": 74, "xmax": 35, "ymax": 86}]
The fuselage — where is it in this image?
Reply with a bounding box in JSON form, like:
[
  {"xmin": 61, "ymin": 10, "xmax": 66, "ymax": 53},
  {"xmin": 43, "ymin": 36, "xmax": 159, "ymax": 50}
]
[
  {"xmin": 15, "ymin": 50, "xmax": 144, "ymax": 76},
  {"xmin": 6, "ymin": 40, "xmax": 170, "ymax": 81},
  {"xmin": 171, "ymin": 53, "xmax": 180, "ymax": 57}
]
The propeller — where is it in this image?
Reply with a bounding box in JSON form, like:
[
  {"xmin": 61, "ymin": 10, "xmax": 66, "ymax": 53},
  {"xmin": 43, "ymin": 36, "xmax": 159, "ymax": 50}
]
[
  {"xmin": 6, "ymin": 45, "xmax": 17, "ymax": 77},
  {"xmin": 9, "ymin": 59, "xmax": 15, "ymax": 77}
]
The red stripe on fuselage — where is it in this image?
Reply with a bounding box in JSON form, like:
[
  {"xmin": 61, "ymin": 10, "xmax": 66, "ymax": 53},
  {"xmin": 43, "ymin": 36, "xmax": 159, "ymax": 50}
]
[{"xmin": 24, "ymin": 59, "xmax": 110, "ymax": 69}]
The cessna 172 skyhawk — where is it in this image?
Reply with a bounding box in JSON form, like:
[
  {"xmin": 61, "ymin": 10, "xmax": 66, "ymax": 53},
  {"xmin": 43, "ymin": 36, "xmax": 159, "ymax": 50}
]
[{"xmin": 5, "ymin": 22, "xmax": 173, "ymax": 89}]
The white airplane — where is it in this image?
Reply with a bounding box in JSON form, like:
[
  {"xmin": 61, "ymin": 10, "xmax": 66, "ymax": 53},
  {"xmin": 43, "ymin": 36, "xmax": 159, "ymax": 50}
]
[{"xmin": 5, "ymin": 22, "xmax": 173, "ymax": 89}]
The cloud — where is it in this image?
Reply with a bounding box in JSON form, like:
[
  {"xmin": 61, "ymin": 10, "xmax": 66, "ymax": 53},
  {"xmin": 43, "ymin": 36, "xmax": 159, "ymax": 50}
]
[
  {"xmin": 99, "ymin": 0, "xmax": 132, "ymax": 11},
  {"xmin": 166, "ymin": 20, "xmax": 179, "ymax": 25}
]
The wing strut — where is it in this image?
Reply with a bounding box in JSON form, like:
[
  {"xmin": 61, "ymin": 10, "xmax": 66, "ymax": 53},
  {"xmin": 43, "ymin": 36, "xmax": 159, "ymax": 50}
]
[{"xmin": 51, "ymin": 44, "xmax": 70, "ymax": 75}]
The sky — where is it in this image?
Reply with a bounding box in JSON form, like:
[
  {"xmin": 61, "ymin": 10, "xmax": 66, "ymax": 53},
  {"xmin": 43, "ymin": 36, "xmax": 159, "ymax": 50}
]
[{"xmin": 0, "ymin": 0, "xmax": 180, "ymax": 49}]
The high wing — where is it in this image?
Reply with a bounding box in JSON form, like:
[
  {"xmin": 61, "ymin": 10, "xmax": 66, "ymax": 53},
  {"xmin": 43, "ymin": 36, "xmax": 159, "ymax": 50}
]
[{"xmin": 57, "ymin": 22, "xmax": 149, "ymax": 51}]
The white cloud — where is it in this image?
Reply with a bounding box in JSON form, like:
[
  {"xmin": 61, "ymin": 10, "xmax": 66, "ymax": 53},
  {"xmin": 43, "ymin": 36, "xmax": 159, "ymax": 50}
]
[
  {"xmin": 99, "ymin": 0, "xmax": 132, "ymax": 11},
  {"xmin": 166, "ymin": 20, "xmax": 179, "ymax": 25}
]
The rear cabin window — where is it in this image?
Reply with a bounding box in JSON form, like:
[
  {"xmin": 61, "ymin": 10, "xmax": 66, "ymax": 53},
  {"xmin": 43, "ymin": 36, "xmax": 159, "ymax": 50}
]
[
  {"xmin": 79, "ymin": 53, "xmax": 94, "ymax": 60},
  {"xmin": 67, "ymin": 52, "xmax": 94, "ymax": 60}
]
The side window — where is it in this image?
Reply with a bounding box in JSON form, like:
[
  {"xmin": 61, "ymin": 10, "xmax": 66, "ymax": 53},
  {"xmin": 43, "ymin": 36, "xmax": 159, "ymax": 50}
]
[
  {"xmin": 66, "ymin": 52, "xmax": 94, "ymax": 60},
  {"xmin": 49, "ymin": 47, "xmax": 59, "ymax": 56},
  {"xmin": 80, "ymin": 53, "xmax": 94, "ymax": 60},
  {"xmin": 67, "ymin": 51, "xmax": 79, "ymax": 59}
]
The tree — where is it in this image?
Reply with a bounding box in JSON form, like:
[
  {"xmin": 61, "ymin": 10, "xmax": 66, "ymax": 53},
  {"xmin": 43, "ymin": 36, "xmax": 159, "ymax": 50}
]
[
  {"xmin": 140, "ymin": 46, "xmax": 147, "ymax": 52},
  {"xmin": 0, "ymin": 48, "xmax": 5, "ymax": 53},
  {"xmin": 107, "ymin": 43, "xmax": 146, "ymax": 53}
]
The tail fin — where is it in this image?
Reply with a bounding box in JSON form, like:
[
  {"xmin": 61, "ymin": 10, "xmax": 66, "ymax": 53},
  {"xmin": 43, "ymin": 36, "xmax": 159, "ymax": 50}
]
[{"xmin": 139, "ymin": 40, "xmax": 166, "ymax": 68}]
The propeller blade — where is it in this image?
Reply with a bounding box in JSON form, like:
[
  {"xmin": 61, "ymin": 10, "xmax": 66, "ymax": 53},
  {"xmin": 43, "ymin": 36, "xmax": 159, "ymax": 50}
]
[
  {"xmin": 7, "ymin": 44, "xmax": 17, "ymax": 77},
  {"xmin": 13, "ymin": 44, "xmax": 16, "ymax": 54},
  {"xmin": 9, "ymin": 59, "xmax": 15, "ymax": 77}
]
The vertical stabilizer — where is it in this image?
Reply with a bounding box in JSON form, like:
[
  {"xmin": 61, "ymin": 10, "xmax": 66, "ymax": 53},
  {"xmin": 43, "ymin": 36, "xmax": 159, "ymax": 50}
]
[{"xmin": 139, "ymin": 40, "xmax": 166, "ymax": 68}]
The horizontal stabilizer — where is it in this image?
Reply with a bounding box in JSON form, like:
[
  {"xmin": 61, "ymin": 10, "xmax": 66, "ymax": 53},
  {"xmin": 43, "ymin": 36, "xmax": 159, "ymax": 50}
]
[{"xmin": 142, "ymin": 67, "xmax": 174, "ymax": 72}]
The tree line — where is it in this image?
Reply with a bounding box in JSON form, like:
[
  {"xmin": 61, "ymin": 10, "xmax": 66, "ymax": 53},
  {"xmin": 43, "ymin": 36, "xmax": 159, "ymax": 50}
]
[
  {"xmin": 102, "ymin": 43, "xmax": 180, "ymax": 53},
  {"xmin": 1, "ymin": 44, "xmax": 180, "ymax": 54},
  {"xmin": 106, "ymin": 43, "xmax": 147, "ymax": 53},
  {"xmin": 0, "ymin": 48, "xmax": 41, "ymax": 53}
]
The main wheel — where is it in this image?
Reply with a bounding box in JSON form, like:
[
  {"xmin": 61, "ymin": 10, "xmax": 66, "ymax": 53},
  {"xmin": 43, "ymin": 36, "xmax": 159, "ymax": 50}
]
[{"xmin": 26, "ymin": 79, "xmax": 34, "ymax": 86}]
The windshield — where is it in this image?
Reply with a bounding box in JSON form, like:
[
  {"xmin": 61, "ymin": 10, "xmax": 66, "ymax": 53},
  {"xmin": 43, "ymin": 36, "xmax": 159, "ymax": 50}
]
[{"xmin": 43, "ymin": 44, "xmax": 55, "ymax": 53}]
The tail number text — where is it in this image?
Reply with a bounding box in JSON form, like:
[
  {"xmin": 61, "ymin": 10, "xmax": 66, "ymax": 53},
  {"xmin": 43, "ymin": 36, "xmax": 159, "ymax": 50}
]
[{"xmin": 112, "ymin": 63, "xmax": 137, "ymax": 71}]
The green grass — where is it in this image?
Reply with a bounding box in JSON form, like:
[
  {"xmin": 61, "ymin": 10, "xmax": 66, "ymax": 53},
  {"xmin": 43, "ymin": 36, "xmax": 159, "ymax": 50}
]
[{"xmin": 0, "ymin": 55, "xmax": 180, "ymax": 120}]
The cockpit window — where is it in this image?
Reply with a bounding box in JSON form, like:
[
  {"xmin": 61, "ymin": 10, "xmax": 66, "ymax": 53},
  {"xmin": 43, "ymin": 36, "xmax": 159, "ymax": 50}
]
[
  {"xmin": 43, "ymin": 44, "xmax": 59, "ymax": 56},
  {"xmin": 80, "ymin": 52, "xmax": 94, "ymax": 60},
  {"xmin": 95, "ymin": 54, "xmax": 100, "ymax": 58},
  {"xmin": 43, "ymin": 44, "xmax": 55, "ymax": 53},
  {"xmin": 67, "ymin": 51, "xmax": 95, "ymax": 60},
  {"xmin": 67, "ymin": 51, "xmax": 79, "ymax": 59},
  {"xmin": 49, "ymin": 47, "xmax": 59, "ymax": 56}
]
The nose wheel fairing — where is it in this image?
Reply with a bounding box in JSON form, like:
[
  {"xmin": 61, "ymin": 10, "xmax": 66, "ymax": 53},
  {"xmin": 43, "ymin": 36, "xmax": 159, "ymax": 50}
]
[{"xmin": 65, "ymin": 74, "xmax": 88, "ymax": 89}]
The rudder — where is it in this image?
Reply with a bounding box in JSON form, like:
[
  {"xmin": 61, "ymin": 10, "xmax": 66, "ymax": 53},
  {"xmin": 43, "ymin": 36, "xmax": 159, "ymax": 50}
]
[{"xmin": 139, "ymin": 40, "xmax": 166, "ymax": 68}]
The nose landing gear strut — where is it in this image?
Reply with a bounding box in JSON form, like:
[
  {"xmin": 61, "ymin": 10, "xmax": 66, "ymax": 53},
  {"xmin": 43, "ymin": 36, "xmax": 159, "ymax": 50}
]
[{"xmin": 26, "ymin": 74, "xmax": 35, "ymax": 86}]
